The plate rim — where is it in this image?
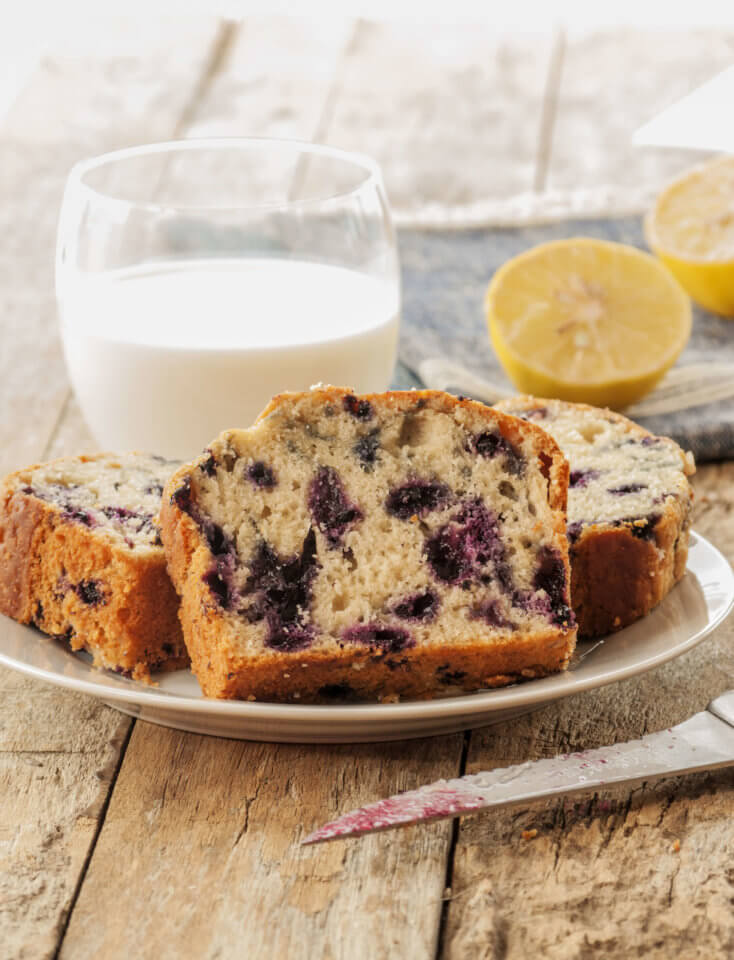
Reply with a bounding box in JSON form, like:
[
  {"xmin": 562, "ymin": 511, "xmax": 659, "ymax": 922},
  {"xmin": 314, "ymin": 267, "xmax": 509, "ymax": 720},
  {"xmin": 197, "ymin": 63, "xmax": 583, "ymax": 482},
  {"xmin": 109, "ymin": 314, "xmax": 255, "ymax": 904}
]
[{"xmin": 1, "ymin": 529, "xmax": 732, "ymax": 724}]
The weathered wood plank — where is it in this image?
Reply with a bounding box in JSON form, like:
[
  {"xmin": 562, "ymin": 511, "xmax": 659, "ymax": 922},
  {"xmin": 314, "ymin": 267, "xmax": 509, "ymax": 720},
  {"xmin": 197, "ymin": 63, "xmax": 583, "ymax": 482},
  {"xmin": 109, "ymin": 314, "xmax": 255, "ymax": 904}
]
[
  {"xmin": 0, "ymin": 20, "xmax": 224, "ymax": 960},
  {"xmin": 0, "ymin": 673, "xmax": 130, "ymax": 960},
  {"xmin": 184, "ymin": 16, "xmax": 355, "ymax": 140},
  {"xmin": 547, "ymin": 29, "xmax": 734, "ymax": 194},
  {"xmin": 324, "ymin": 22, "xmax": 555, "ymax": 215},
  {"xmin": 442, "ymin": 464, "xmax": 734, "ymax": 959},
  {"xmin": 59, "ymin": 729, "xmax": 460, "ymax": 960}
]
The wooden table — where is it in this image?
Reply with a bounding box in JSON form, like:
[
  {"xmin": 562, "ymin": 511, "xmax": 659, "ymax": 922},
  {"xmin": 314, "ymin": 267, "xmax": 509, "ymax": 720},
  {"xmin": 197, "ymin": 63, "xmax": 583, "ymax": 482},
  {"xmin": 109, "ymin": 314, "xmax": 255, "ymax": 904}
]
[{"xmin": 3, "ymin": 18, "xmax": 734, "ymax": 959}]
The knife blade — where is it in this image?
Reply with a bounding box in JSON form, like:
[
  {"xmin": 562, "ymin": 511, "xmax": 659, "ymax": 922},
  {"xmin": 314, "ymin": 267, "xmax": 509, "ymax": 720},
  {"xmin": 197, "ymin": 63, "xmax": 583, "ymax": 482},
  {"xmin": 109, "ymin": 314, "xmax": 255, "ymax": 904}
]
[{"xmin": 302, "ymin": 690, "xmax": 734, "ymax": 845}]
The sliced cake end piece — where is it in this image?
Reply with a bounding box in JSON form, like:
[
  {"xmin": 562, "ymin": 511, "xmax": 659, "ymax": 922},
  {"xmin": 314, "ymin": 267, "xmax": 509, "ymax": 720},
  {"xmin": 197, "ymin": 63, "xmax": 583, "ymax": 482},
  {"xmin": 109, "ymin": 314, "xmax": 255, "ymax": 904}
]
[
  {"xmin": 0, "ymin": 452, "xmax": 188, "ymax": 681},
  {"xmin": 495, "ymin": 396, "xmax": 695, "ymax": 638},
  {"xmin": 160, "ymin": 387, "xmax": 576, "ymax": 702}
]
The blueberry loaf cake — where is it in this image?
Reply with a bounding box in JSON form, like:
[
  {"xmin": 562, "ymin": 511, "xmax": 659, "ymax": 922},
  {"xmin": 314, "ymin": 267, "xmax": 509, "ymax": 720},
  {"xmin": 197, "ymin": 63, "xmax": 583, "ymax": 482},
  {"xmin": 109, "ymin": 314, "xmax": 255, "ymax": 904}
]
[
  {"xmin": 495, "ymin": 397, "xmax": 695, "ymax": 638},
  {"xmin": 160, "ymin": 387, "xmax": 577, "ymax": 702},
  {"xmin": 0, "ymin": 453, "xmax": 188, "ymax": 681}
]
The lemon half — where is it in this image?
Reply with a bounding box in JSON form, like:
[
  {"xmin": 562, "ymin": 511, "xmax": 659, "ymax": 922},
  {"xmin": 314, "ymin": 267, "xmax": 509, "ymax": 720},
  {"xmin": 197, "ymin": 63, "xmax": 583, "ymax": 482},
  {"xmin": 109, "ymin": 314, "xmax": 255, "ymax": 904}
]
[
  {"xmin": 486, "ymin": 237, "xmax": 692, "ymax": 410},
  {"xmin": 646, "ymin": 154, "xmax": 734, "ymax": 316}
]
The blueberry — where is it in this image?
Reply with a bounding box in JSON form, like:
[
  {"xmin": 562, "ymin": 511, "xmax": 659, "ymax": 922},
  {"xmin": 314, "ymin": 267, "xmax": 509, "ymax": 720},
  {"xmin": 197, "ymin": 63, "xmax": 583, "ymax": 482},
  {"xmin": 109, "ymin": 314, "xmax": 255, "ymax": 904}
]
[
  {"xmin": 342, "ymin": 394, "xmax": 374, "ymax": 420},
  {"xmin": 426, "ymin": 525, "xmax": 471, "ymax": 583},
  {"xmin": 200, "ymin": 452, "xmax": 218, "ymax": 476},
  {"xmin": 570, "ymin": 469, "xmax": 600, "ymax": 488},
  {"xmin": 436, "ymin": 665, "xmax": 466, "ymax": 684},
  {"xmin": 617, "ymin": 515, "xmax": 658, "ymax": 541},
  {"xmin": 354, "ymin": 429, "xmax": 381, "ymax": 470},
  {"xmin": 392, "ymin": 591, "xmax": 439, "ymax": 621},
  {"xmin": 101, "ymin": 505, "xmax": 139, "ymax": 522},
  {"xmin": 641, "ymin": 436, "xmax": 660, "ymax": 447},
  {"xmin": 533, "ymin": 547, "xmax": 573, "ymax": 626},
  {"xmin": 385, "ymin": 480, "xmax": 451, "ymax": 520},
  {"xmin": 425, "ymin": 499, "xmax": 505, "ymax": 585},
  {"xmin": 244, "ymin": 529, "xmax": 320, "ymax": 651},
  {"xmin": 470, "ymin": 598, "xmax": 514, "ymax": 628},
  {"xmin": 567, "ymin": 521, "xmax": 584, "ymax": 543},
  {"xmin": 171, "ymin": 477, "xmax": 192, "ymax": 511},
  {"xmin": 202, "ymin": 518, "xmax": 231, "ymax": 557},
  {"xmin": 608, "ymin": 483, "xmax": 647, "ymax": 495},
  {"xmin": 473, "ymin": 432, "xmax": 504, "ymax": 458},
  {"xmin": 247, "ymin": 461, "xmax": 277, "ymax": 488},
  {"xmin": 384, "ymin": 657, "xmax": 410, "ymax": 671},
  {"xmin": 202, "ymin": 566, "xmax": 233, "ymax": 607},
  {"xmin": 472, "ymin": 432, "xmax": 524, "ymax": 476},
  {"xmin": 75, "ymin": 579, "xmax": 105, "ymax": 606},
  {"xmin": 308, "ymin": 467, "xmax": 362, "ymax": 548},
  {"xmin": 144, "ymin": 482, "xmax": 164, "ymax": 497},
  {"xmin": 265, "ymin": 621, "xmax": 314, "ymax": 652},
  {"xmin": 342, "ymin": 622, "xmax": 414, "ymax": 654},
  {"xmin": 61, "ymin": 506, "xmax": 97, "ymax": 528}
]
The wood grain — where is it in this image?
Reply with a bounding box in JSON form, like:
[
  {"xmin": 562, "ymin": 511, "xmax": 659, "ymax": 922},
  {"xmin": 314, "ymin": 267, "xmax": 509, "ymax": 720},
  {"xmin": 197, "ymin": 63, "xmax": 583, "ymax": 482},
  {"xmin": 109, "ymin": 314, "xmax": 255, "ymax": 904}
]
[
  {"xmin": 442, "ymin": 464, "xmax": 734, "ymax": 959},
  {"xmin": 184, "ymin": 16, "xmax": 355, "ymax": 141},
  {"xmin": 546, "ymin": 29, "xmax": 734, "ymax": 194},
  {"xmin": 0, "ymin": 670, "xmax": 130, "ymax": 960},
  {"xmin": 324, "ymin": 22, "xmax": 555, "ymax": 215},
  {"xmin": 59, "ymin": 730, "xmax": 460, "ymax": 960},
  {"xmin": 0, "ymin": 19, "xmax": 223, "ymax": 959}
]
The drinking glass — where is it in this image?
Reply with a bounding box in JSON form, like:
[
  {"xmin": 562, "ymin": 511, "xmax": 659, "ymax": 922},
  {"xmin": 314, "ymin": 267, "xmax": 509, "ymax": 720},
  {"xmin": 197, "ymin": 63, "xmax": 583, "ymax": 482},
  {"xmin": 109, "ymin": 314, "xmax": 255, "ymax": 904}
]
[{"xmin": 56, "ymin": 138, "xmax": 400, "ymax": 459}]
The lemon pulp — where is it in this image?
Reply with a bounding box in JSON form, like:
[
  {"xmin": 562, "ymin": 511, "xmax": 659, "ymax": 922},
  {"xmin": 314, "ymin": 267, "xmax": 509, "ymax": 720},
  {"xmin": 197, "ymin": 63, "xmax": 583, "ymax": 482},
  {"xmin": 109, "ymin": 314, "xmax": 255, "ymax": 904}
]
[
  {"xmin": 647, "ymin": 154, "xmax": 734, "ymax": 316},
  {"xmin": 486, "ymin": 237, "xmax": 692, "ymax": 409}
]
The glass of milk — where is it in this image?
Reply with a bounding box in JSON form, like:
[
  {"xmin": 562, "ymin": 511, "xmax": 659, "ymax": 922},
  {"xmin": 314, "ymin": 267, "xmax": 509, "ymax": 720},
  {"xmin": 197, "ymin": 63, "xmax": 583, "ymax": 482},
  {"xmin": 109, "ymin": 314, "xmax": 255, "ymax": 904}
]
[{"xmin": 56, "ymin": 138, "xmax": 400, "ymax": 459}]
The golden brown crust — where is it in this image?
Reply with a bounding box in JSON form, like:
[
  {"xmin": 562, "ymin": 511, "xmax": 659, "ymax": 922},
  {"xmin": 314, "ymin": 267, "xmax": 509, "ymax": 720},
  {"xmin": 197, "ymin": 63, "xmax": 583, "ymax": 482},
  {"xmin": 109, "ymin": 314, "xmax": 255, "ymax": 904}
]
[
  {"xmin": 495, "ymin": 395, "xmax": 694, "ymax": 638},
  {"xmin": 0, "ymin": 481, "xmax": 187, "ymax": 681},
  {"xmin": 161, "ymin": 387, "xmax": 576, "ymax": 702},
  {"xmin": 570, "ymin": 502, "xmax": 690, "ymax": 638}
]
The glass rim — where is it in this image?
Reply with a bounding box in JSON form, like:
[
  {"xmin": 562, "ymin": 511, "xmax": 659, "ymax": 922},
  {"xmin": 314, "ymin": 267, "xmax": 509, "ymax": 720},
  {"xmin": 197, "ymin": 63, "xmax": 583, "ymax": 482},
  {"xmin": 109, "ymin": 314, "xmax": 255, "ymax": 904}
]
[{"xmin": 63, "ymin": 136, "xmax": 386, "ymax": 213}]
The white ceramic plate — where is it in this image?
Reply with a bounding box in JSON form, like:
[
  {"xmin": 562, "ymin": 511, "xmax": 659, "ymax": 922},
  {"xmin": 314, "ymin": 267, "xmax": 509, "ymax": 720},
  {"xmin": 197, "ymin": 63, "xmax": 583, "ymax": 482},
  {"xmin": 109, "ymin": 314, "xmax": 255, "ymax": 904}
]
[{"xmin": 1, "ymin": 531, "xmax": 732, "ymax": 743}]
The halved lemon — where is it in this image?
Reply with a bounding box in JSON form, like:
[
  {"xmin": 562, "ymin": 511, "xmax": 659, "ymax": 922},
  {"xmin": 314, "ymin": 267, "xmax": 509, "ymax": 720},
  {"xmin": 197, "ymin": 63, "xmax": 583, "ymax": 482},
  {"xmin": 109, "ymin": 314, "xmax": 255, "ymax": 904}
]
[
  {"xmin": 486, "ymin": 237, "xmax": 692, "ymax": 410},
  {"xmin": 646, "ymin": 154, "xmax": 734, "ymax": 316}
]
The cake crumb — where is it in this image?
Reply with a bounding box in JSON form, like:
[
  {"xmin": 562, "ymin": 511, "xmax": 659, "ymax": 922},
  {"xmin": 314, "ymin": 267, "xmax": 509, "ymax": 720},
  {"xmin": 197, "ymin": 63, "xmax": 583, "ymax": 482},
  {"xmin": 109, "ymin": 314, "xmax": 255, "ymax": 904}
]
[
  {"xmin": 247, "ymin": 695, "xmax": 256, "ymax": 702},
  {"xmin": 522, "ymin": 829, "xmax": 538, "ymax": 840},
  {"xmin": 672, "ymin": 839, "xmax": 680, "ymax": 853}
]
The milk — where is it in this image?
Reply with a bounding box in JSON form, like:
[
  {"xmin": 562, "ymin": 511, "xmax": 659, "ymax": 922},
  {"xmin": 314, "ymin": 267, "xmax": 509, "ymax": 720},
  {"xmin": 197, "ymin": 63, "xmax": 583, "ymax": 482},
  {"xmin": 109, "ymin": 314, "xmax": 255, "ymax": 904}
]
[{"xmin": 59, "ymin": 259, "xmax": 400, "ymax": 459}]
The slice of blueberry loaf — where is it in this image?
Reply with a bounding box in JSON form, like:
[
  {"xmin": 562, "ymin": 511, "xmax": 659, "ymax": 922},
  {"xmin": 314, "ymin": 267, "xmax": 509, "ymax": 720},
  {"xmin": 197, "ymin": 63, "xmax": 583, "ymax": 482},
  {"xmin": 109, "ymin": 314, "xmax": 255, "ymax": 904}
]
[
  {"xmin": 0, "ymin": 453, "xmax": 188, "ymax": 680},
  {"xmin": 495, "ymin": 397, "xmax": 695, "ymax": 638},
  {"xmin": 160, "ymin": 387, "xmax": 577, "ymax": 702}
]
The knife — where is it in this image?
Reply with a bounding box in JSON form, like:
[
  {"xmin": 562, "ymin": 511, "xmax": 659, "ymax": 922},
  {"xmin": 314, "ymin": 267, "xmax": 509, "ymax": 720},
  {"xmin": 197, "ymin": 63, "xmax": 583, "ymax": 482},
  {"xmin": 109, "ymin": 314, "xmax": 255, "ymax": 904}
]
[{"xmin": 302, "ymin": 690, "xmax": 734, "ymax": 845}]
